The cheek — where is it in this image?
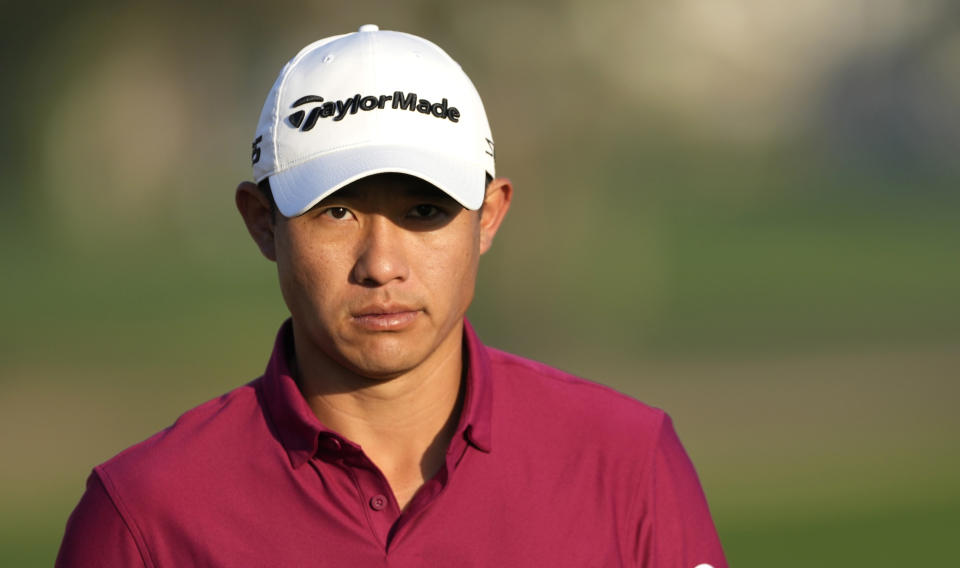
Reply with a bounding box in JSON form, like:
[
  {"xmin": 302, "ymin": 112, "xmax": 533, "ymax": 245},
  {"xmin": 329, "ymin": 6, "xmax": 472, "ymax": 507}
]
[
  {"xmin": 276, "ymin": 235, "xmax": 345, "ymax": 313},
  {"xmin": 419, "ymin": 231, "xmax": 480, "ymax": 305}
]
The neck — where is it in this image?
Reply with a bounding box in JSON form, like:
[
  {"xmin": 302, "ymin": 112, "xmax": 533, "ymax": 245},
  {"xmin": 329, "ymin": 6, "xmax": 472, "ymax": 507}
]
[{"xmin": 289, "ymin": 321, "xmax": 466, "ymax": 509}]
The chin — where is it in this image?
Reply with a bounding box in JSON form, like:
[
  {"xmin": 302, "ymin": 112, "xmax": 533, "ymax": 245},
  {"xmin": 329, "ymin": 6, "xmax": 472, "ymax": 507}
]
[
  {"xmin": 345, "ymin": 356, "xmax": 418, "ymax": 381},
  {"xmin": 339, "ymin": 338, "xmax": 425, "ymax": 380}
]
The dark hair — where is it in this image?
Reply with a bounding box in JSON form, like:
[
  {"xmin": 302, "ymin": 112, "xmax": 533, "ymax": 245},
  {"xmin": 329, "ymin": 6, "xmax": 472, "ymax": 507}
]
[
  {"xmin": 257, "ymin": 174, "xmax": 492, "ymax": 219},
  {"xmin": 257, "ymin": 178, "xmax": 278, "ymax": 217}
]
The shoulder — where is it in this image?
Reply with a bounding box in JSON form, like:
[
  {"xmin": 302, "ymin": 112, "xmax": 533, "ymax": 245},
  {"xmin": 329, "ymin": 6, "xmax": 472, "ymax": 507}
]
[
  {"xmin": 486, "ymin": 347, "xmax": 667, "ymax": 449},
  {"xmin": 95, "ymin": 378, "xmax": 268, "ymax": 501},
  {"xmin": 482, "ymin": 353, "xmax": 727, "ymax": 566}
]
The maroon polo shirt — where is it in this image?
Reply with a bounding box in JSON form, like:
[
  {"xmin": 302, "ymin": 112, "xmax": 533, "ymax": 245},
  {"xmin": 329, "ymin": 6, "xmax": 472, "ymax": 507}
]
[{"xmin": 58, "ymin": 320, "xmax": 727, "ymax": 567}]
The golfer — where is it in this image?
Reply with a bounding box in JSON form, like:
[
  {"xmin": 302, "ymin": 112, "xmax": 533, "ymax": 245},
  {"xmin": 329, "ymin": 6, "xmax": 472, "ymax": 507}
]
[{"xmin": 58, "ymin": 25, "xmax": 727, "ymax": 567}]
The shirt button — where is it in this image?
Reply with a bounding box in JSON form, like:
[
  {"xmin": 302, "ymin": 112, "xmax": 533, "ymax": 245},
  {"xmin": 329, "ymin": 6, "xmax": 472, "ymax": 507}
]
[
  {"xmin": 369, "ymin": 494, "xmax": 388, "ymax": 511},
  {"xmin": 318, "ymin": 435, "xmax": 342, "ymax": 452}
]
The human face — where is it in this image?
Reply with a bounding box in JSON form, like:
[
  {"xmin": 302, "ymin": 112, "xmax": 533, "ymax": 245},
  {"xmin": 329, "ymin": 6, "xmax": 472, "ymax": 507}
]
[{"xmin": 273, "ymin": 174, "xmax": 481, "ymax": 380}]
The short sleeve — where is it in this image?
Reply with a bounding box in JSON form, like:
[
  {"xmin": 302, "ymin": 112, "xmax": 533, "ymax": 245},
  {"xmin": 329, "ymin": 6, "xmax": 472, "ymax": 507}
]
[
  {"xmin": 634, "ymin": 414, "xmax": 728, "ymax": 568},
  {"xmin": 56, "ymin": 471, "xmax": 147, "ymax": 568}
]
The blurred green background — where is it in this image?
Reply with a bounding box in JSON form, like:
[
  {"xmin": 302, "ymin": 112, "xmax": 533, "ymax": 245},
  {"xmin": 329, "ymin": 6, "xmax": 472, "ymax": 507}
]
[{"xmin": 2, "ymin": 1, "xmax": 958, "ymax": 565}]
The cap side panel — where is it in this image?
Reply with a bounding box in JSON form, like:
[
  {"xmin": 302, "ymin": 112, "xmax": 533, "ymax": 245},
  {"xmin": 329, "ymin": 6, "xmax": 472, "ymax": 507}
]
[{"xmin": 272, "ymin": 47, "xmax": 316, "ymax": 170}]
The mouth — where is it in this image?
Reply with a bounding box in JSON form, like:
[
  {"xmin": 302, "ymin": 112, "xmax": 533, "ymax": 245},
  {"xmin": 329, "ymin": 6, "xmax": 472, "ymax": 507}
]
[{"xmin": 350, "ymin": 304, "xmax": 422, "ymax": 331}]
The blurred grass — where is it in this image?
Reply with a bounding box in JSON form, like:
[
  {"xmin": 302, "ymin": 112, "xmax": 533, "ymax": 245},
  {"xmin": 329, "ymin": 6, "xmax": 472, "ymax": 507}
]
[
  {"xmin": 723, "ymin": 498, "xmax": 960, "ymax": 566},
  {"xmin": 471, "ymin": 143, "xmax": 960, "ymax": 364}
]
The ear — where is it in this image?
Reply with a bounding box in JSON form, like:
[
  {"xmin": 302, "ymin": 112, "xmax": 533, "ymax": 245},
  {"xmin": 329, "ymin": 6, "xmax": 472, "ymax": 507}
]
[
  {"xmin": 478, "ymin": 177, "xmax": 513, "ymax": 255},
  {"xmin": 235, "ymin": 181, "xmax": 278, "ymax": 261}
]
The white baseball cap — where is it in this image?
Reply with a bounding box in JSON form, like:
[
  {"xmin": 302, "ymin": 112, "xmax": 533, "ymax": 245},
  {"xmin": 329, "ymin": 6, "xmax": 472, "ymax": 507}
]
[{"xmin": 251, "ymin": 24, "xmax": 495, "ymax": 217}]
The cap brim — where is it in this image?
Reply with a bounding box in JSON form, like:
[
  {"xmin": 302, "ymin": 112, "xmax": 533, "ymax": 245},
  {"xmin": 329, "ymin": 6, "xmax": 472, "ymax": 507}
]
[{"xmin": 268, "ymin": 144, "xmax": 487, "ymax": 217}]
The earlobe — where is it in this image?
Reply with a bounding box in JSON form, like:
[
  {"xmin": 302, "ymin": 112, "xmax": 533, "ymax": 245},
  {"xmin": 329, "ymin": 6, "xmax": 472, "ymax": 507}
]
[
  {"xmin": 235, "ymin": 181, "xmax": 278, "ymax": 261},
  {"xmin": 478, "ymin": 177, "xmax": 513, "ymax": 255}
]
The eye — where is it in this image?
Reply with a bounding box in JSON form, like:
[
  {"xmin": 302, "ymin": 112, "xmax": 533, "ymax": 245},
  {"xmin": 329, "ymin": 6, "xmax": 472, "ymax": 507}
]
[
  {"xmin": 409, "ymin": 204, "xmax": 441, "ymax": 218},
  {"xmin": 321, "ymin": 206, "xmax": 354, "ymax": 220}
]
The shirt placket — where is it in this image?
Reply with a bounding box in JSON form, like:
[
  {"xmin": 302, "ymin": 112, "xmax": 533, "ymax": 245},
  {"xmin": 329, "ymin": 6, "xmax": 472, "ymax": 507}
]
[
  {"xmin": 314, "ymin": 430, "xmax": 475, "ymax": 552},
  {"xmin": 314, "ymin": 433, "xmax": 399, "ymax": 547},
  {"xmin": 341, "ymin": 452, "xmax": 401, "ymax": 547},
  {"xmin": 382, "ymin": 430, "xmax": 473, "ymax": 548}
]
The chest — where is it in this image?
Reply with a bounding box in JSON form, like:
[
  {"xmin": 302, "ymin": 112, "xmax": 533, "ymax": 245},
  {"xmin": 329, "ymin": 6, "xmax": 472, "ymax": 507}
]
[{"xmin": 143, "ymin": 449, "xmax": 633, "ymax": 567}]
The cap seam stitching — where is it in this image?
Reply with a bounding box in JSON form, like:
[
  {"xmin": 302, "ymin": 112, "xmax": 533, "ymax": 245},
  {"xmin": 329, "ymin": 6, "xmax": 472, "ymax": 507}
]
[{"xmin": 273, "ymin": 44, "xmax": 324, "ymax": 170}]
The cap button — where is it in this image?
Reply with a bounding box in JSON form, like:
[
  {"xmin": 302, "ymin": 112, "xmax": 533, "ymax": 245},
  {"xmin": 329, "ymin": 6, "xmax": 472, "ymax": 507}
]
[{"xmin": 358, "ymin": 24, "xmax": 379, "ymax": 32}]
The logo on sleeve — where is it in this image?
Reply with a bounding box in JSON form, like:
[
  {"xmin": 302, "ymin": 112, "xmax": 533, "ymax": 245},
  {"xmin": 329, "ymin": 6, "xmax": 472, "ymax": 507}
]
[{"xmin": 287, "ymin": 91, "xmax": 460, "ymax": 131}]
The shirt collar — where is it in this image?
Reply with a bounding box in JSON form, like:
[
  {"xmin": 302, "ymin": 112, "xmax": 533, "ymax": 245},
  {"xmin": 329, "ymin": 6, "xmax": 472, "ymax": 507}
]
[
  {"xmin": 260, "ymin": 318, "xmax": 494, "ymax": 469},
  {"xmin": 459, "ymin": 319, "xmax": 493, "ymax": 452}
]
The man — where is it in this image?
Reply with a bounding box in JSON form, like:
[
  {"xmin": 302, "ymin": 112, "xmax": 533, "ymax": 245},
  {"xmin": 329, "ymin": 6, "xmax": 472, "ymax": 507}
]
[{"xmin": 58, "ymin": 25, "xmax": 727, "ymax": 567}]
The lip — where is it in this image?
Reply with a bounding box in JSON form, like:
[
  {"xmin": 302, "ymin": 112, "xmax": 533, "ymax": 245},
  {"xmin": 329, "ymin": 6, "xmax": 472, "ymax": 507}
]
[{"xmin": 350, "ymin": 304, "xmax": 422, "ymax": 331}]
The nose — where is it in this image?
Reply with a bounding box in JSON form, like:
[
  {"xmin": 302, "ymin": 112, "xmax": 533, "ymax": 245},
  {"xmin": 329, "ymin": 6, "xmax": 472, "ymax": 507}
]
[{"xmin": 350, "ymin": 215, "xmax": 409, "ymax": 286}]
